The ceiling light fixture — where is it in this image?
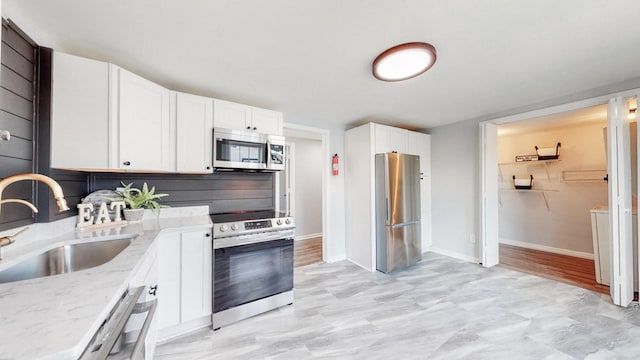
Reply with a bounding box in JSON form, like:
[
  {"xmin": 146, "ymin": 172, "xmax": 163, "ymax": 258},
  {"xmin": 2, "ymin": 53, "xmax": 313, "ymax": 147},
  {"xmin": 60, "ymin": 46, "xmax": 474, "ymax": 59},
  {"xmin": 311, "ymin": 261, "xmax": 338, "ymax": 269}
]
[{"xmin": 372, "ymin": 42, "xmax": 437, "ymax": 82}]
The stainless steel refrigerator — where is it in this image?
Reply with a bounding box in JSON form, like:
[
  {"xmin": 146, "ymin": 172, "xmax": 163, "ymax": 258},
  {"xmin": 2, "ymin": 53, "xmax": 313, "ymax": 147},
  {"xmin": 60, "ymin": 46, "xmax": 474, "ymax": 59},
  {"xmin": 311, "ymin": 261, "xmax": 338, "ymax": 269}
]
[{"xmin": 375, "ymin": 152, "xmax": 422, "ymax": 273}]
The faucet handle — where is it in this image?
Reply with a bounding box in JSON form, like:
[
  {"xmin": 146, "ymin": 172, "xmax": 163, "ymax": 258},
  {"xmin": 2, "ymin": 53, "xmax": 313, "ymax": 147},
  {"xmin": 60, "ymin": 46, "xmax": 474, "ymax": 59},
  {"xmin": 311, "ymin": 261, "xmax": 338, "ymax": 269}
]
[
  {"xmin": 0, "ymin": 227, "xmax": 29, "ymax": 260},
  {"xmin": 12, "ymin": 227, "xmax": 29, "ymax": 238}
]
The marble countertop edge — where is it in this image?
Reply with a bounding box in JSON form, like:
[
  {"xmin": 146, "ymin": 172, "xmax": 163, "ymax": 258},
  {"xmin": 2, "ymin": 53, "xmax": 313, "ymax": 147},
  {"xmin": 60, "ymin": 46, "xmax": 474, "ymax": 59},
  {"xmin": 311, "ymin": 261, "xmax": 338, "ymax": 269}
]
[{"xmin": 0, "ymin": 206, "xmax": 212, "ymax": 360}]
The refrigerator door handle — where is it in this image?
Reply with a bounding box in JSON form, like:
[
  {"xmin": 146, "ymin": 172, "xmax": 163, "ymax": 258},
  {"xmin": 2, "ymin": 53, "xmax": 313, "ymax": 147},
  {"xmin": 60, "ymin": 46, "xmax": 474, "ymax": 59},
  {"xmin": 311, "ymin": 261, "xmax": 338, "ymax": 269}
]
[
  {"xmin": 391, "ymin": 220, "xmax": 420, "ymax": 229},
  {"xmin": 386, "ymin": 198, "xmax": 389, "ymax": 222}
]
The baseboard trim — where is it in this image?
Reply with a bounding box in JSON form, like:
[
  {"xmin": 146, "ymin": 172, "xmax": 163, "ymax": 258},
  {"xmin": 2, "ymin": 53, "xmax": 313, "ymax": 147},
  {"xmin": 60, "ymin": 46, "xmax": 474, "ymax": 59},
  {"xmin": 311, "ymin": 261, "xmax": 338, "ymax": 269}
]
[
  {"xmin": 295, "ymin": 233, "xmax": 322, "ymax": 241},
  {"xmin": 156, "ymin": 316, "xmax": 211, "ymax": 344},
  {"xmin": 347, "ymin": 257, "xmax": 374, "ymax": 272},
  {"xmin": 428, "ymin": 247, "xmax": 479, "ymax": 263},
  {"xmin": 325, "ymin": 253, "xmax": 346, "ymax": 263},
  {"xmin": 499, "ymin": 238, "xmax": 594, "ymax": 260}
]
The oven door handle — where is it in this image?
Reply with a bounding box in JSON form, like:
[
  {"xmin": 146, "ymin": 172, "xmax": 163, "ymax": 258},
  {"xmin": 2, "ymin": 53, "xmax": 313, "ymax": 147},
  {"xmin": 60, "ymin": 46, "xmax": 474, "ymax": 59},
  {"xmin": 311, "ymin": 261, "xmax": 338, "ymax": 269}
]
[{"xmin": 129, "ymin": 297, "xmax": 158, "ymax": 360}]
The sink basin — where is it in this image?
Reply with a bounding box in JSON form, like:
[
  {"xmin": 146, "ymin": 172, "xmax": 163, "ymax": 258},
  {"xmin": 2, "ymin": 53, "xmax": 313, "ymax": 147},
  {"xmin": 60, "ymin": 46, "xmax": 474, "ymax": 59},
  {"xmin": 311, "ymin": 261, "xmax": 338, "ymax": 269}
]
[{"xmin": 0, "ymin": 235, "xmax": 135, "ymax": 284}]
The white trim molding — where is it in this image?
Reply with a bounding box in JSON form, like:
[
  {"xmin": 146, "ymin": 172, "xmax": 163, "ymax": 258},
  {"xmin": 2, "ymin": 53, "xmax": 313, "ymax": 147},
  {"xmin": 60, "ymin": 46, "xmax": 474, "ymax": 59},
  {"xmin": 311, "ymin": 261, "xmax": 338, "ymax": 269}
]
[
  {"xmin": 428, "ymin": 247, "xmax": 479, "ymax": 264},
  {"xmin": 499, "ymin": 238, "xmax": 594, "ymax": 260},
  {"xmin": 295, "ymin": 233, "xmax": 322, "ymax": 241}
]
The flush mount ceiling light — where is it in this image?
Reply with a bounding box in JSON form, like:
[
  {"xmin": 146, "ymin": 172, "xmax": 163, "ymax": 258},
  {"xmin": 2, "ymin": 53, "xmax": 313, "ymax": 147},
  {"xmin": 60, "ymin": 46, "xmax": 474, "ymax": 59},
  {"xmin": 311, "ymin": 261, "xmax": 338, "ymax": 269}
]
[{"xmin": 372, "ymin": 42, "xmax": 437, "ymax": 82}]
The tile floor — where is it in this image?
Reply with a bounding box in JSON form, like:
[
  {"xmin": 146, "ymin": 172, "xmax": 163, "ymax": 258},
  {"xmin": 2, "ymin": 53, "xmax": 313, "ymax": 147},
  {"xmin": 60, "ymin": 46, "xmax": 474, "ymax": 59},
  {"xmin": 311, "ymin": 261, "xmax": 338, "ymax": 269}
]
[{"xmin": 155, "ymin": 252, "xmax": 640, "ymax": 359}]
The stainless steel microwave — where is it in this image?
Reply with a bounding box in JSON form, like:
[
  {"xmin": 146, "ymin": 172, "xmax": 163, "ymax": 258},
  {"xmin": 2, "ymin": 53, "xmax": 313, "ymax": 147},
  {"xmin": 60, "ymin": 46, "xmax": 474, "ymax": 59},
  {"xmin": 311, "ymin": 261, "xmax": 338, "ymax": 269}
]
[{"xmin": 213, "ymin": 128, "xmax": 285, "ymax": 171}]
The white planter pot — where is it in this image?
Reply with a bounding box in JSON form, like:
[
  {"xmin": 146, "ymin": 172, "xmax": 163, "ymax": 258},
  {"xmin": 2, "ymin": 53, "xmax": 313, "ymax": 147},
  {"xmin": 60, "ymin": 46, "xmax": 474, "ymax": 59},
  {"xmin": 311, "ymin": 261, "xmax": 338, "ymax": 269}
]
[{"xmin": 123, "ymin": 208, "xmax": 144, "ymax": 223}]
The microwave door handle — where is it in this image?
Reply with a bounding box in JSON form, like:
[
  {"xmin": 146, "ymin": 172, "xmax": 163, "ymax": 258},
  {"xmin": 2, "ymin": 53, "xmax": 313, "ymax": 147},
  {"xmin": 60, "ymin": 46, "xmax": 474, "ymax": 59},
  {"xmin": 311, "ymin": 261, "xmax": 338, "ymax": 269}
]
[{"xmin": 266, "ymin": 141, "xmax": 272, "ymax": 168}]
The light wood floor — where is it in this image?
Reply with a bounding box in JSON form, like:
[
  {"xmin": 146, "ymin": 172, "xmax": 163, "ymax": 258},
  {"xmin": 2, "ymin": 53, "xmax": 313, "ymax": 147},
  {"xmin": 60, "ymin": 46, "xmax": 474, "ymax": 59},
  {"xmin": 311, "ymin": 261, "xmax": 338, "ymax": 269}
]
[
  {"xmin": 294, "ymin": 236, "xmax": 322, "ymax": 268},
  {"xmin": 498, "ymin": 243, "xmax": 610, "ymax": 295}
]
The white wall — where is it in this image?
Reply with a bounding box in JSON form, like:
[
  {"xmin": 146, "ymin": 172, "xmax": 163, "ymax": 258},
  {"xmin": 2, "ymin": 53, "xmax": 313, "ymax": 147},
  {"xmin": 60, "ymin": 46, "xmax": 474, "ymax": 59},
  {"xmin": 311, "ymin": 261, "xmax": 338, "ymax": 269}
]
[
  {"xmin": 497, "ymin": 122, "xmax": 608, "ymax": 256},
  {"xmin": 430, "ymin": 120, "xmax": 480, "ymax": 261},
  {"xmin": 287, "ymin": 136, "xmax": 322, "ymax": 239}
]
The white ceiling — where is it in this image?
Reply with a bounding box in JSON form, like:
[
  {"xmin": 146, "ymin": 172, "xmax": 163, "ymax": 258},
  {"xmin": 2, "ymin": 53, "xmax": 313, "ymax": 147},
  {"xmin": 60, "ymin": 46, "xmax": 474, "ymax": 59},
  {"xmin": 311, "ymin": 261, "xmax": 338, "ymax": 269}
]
[{"xmin": 4, "ymin": 0, "xmax": 640, "ymax": 131}]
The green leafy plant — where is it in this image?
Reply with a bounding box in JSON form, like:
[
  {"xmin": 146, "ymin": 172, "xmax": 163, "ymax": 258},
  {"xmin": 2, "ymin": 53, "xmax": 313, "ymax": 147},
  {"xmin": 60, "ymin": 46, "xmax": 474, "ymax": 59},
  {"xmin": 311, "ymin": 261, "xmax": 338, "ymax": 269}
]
[{"xmin": 116, "ymin": 182, "xmax": 169, "ymax": 211}]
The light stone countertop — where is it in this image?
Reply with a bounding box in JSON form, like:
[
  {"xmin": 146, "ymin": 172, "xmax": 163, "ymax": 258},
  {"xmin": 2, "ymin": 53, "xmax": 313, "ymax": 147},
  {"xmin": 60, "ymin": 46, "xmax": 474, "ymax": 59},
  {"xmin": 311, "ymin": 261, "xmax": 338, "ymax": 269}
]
[{"xmin": 0, "ymin": 207, "xmax": 212, "ymax": 360}]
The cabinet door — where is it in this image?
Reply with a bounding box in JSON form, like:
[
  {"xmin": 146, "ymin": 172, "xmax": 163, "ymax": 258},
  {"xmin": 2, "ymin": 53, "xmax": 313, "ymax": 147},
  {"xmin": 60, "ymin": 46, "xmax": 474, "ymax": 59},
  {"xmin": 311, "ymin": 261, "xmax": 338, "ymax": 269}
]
[
  {"xmin": 157, "ymin": 232, "xmax": 181, "ymax": 329},
  {"xmin": 51, "ymin": 52, "xmax": 110, "ymax": 169},
  {"xmin": 213, "ymin": 99, "xmax": 251, "ymax": 130},
  {"xmin": 251, "ymin": 107, "xmax": 283, "ymax": 135},
  {"xmin": 176, "ymin": 92, "xmax": 214, "ymax": 173},
  {"xmin": 180, "ymin": 229, "xmax": 213, "ymax": 323},
  {"xmin": 117, "ymin": 67, "xmax": 171, "ymax": 171},
  {"xmin": 411, "ymin": 132, "xmax": 432, "ymax": 249},
  {"xmin": 374, "ymin": 124, "xmax": 408, "ymax": 154}
]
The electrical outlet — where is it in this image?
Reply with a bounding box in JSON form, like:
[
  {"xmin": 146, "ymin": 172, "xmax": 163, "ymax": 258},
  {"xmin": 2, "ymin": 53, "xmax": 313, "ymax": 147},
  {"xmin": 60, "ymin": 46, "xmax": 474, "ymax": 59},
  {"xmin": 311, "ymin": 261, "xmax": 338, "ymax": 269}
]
[{"xmin": 470, "ymin": 234, "xmax": 476, "ymax": 244}]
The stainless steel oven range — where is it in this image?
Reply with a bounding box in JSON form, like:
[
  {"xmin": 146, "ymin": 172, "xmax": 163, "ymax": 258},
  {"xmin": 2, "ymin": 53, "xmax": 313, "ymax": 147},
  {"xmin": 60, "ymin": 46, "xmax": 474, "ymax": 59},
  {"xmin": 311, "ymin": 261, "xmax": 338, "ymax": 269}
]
[{"xmin": 211, "ymin": 210, "xmax": 294, "ymax": 330}]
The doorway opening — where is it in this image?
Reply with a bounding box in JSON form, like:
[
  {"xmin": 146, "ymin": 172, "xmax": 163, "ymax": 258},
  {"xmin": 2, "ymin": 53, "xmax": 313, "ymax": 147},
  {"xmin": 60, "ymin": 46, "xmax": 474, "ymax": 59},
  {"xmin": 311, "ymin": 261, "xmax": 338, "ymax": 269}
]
[
  {"xmin": 480, "ymin": 91, "xmax": 640, "ymax": 306},
  {"xmin": 495, "ymin": 104, "xmax": 610, "ymax": 294},
  {"xmin": 277, "ymin": 124, "xmax": 329, "ymax": 268}
]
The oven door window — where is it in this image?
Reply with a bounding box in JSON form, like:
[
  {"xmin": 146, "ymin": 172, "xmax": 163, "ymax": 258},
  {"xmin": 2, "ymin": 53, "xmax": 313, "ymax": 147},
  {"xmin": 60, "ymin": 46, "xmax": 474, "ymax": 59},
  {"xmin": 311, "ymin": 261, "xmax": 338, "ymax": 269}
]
[
  {"xmin": 214, "ymin": 239, "xmax": 293, "ymax": 313},
  {"xmin": 216, "ymin": 138, "xmax": 266, "ymax": 164}
]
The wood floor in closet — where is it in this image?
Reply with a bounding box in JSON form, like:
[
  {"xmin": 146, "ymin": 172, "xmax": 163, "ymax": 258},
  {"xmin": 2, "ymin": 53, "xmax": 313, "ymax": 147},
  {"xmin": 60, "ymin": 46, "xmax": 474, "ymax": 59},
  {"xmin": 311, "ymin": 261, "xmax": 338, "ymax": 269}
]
[
  {"xmin": 294, "ymin": 236, "xmax": 323, "ymax": 268},
  {"xmin": 498, "ymin": 243, "xmax": 610, "ymax": 295}
]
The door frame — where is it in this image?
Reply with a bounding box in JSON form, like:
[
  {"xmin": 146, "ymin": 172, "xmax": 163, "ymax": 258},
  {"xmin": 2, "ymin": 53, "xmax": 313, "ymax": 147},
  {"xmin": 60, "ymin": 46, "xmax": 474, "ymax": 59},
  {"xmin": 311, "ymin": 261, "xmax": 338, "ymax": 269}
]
[
  {"xmin": 276, "ymin": 143, "xmax": 295, "ymax": 217},
  {"xmin": 280, "ymin": 123, "xmax": 330, "ymax": 262},
  {"xmin": 479, "ymin": 89, "xmax": 640, "ymax": 306}
]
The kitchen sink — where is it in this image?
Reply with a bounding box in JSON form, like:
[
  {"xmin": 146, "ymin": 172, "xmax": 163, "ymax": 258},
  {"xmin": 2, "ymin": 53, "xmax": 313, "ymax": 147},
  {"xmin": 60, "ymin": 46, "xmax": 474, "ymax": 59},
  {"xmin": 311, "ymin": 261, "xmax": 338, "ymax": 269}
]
[{"xmin": 0, "ymin": 235, "xmax": 135, "ymax": 284}]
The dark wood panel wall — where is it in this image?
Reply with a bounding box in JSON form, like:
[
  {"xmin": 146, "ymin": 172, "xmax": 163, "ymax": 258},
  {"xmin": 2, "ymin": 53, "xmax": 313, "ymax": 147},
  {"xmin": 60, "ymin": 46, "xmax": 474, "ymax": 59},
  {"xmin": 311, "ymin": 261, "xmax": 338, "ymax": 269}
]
[
  {"xmin": 0, "ymin": 20, "xmax": 37, "ymax": 230},
  {"xmin": 0, "ymin": 22, "xmax": 86, "ymax": 230},
  {"xmin": 90, "ymin": 171, "xmax": 275, "ymax": 214}
]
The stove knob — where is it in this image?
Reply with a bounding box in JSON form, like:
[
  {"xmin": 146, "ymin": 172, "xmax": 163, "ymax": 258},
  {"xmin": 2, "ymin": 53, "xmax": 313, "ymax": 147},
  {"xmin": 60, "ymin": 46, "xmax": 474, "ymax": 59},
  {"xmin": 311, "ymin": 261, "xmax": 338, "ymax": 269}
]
[
  {"xmin": 276, "ymin": 219, "xmax": 283, "ymax": 225},
  {"xmin": 285, "ymin": 218, "xmax": 292, "ymax": 225},
  {"xmin": 219, "ymin": 224, "xmax": 229, "ymax": 232},
  {"xmin": 231, "ymin": 224, "xmax": 239, "ymax": 231}
]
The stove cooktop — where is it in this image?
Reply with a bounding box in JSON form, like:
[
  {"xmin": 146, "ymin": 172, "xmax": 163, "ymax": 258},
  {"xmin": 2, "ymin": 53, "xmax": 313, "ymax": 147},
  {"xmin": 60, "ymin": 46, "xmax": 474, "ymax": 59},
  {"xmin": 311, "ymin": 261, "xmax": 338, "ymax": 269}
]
[{"xmin": 210, "ymin": 210, "xmax": 288, "ymax": 224}]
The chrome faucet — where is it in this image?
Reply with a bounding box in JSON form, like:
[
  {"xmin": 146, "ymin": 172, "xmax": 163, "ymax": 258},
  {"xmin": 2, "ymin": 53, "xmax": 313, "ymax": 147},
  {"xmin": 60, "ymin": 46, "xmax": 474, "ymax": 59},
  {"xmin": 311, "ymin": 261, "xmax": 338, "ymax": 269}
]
[{"xmin": 0, "ymin": 173, "xmax": 70, "ymax": 216}]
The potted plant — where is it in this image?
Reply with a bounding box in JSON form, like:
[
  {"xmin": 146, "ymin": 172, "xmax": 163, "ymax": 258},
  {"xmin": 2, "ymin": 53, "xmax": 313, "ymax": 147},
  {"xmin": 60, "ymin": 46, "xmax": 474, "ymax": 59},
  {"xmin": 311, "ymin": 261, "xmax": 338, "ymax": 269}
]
[{"xmin": 116, "ymin": 182, "xmax": 169, "ymax": 222}]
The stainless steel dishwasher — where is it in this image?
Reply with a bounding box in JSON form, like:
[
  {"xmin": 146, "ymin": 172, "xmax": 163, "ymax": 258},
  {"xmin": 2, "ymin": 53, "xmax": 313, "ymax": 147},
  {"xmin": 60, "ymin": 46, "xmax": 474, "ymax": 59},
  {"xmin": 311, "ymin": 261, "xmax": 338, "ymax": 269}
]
[{"xmin": 79, "ymin": 285, "xmax": 157, "ymax": 360}]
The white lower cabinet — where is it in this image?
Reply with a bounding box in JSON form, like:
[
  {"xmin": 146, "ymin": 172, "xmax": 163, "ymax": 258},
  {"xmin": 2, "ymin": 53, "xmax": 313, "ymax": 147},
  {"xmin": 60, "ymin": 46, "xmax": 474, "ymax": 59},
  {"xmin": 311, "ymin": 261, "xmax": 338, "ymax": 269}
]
[{"xmin": 157, "ymin": 228, "xmax": 213, "ymax": 341}]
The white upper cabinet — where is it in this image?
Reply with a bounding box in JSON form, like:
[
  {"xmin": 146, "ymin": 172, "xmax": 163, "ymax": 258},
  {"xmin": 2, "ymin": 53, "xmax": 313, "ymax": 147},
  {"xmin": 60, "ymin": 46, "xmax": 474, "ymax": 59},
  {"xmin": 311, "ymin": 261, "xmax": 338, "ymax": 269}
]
[
  {"xmin": 374, "ymin": 123, "xmax": 409, "ymax": 154},
  {"xmin": 213, "ymin": 99, "xmax": 283, "ymax": 135},
  {"xmin": 51, "ymin": 51, "xmax": 283, "ymax": 172},
  {"xmin": 175, "ymin": 92, "xmax": 214, "ymax": 173},
  {"xmin": 51, "ymin": 52, "xmax": 172, "ymax": 172},
  {"xmin": 114, "ymin": 66, "xmax": 171, "ymax": 171},
  {"xmin": 51, "ymin": 52, "xmax": 110, "ymax": 169},
  {"xmin": 251, "ymin": 107, "xmax": 283, "ymax": 135}
]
